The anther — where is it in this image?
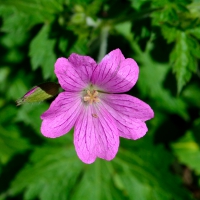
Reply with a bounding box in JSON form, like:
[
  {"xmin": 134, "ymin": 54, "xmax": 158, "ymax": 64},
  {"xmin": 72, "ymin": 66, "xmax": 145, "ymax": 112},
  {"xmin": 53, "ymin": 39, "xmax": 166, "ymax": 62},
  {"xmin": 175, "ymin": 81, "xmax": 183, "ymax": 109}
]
[{"xmin": 83, "ymin": 90, "xmax": 100, "ymax": 104}]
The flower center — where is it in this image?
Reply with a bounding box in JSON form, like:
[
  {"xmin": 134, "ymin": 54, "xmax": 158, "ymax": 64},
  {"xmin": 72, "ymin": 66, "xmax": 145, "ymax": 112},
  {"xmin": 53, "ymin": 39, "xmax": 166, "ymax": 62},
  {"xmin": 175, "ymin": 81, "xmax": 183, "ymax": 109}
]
[{"xmin": 83, "ymin": 90, "xmax": 100, "ymax": 104}]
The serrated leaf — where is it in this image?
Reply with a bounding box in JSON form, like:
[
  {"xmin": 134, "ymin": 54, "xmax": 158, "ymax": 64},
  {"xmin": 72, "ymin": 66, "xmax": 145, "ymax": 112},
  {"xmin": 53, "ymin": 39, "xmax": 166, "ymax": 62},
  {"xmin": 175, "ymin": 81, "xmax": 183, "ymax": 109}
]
[
  {"xmin": 0, "ymin": 6, "xmax": 37, "ymax": 44},
  {"xmin": 113, "ymin": 139, "xmax": 192, "ymax": 200},
  {"xmin": 170, "ymin": 31, "xmax": 196, "ymax": 93},
  {"xmin": 151, "ymin": 0, "xmax": 190, "ymax": 26},
  {"xmin": 29, "ymin": 24, "xmax": 56, "ymax": 79},
  {"xmin": 0, "ymin": 0, "xmax": 64, "ymax": 23},
  {"xmin": 134, "ymin": 41, "xmax": 188, "ymax": 119},
  {"xmin": 9, "ymin": 145, "xmax": 84, "ymax": 200},
  {"xmin": 161, "ymin": 25, "xmax": 178, "ymax": 43},
  {"xmin": 115, "ymin": 22, "xmax": 188, "ymax": 119},
  {"xmin": 71, "ymin": 160, "xmax": 123, "ymax": 200},
  {"xmin": 6, "ymin": 138, "xmax": 192, "ymax": 200},
  {"xmin": 151, "ymin": 0, "xmax": 200, "ymax": 93}
]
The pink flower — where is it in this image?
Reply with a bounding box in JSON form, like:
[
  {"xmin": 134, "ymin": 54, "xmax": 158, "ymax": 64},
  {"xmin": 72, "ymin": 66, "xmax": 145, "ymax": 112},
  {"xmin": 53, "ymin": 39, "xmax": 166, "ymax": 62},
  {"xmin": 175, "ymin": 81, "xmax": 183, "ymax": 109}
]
[{"xmin": 41, "ymin": 49, "xmax": 154, "ymax": 164}]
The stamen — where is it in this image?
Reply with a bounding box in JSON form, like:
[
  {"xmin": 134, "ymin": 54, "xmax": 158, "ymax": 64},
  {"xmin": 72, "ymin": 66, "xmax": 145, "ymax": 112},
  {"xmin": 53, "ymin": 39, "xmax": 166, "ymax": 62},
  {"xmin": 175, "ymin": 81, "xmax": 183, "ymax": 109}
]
[
  {"xmin": 83, "ymin": 90, "xmax": 100, "ymax": 104},
  {"xmin": 87, "ymin": 90, "xmax": 92, "ymax": 96}
]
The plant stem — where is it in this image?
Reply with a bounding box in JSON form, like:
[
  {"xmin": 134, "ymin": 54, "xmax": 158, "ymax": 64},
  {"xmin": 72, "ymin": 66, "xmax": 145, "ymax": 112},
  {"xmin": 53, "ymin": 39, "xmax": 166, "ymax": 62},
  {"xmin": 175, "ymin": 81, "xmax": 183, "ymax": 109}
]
[{"xmin": 97, "ymin": 26, "xmax": 110, "ymax": 62}]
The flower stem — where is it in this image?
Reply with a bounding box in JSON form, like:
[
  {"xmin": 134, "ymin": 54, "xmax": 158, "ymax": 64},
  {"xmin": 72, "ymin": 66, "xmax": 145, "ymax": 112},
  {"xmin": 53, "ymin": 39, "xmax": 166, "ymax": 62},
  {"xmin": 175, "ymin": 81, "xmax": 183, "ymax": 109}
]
[{"xmin": 97, "ymin": 26, "xmax": 110, "ymax": 62}]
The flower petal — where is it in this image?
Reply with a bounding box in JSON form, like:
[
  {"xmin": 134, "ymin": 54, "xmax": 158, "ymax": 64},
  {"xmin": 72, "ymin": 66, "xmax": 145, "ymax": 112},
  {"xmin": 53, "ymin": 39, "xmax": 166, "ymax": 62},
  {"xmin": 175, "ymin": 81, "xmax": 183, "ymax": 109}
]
[
  {"xmin": 92, "ymin": 49, "xmax": 139, "ymax": 93},
  {"xmin": 68, "ymin": 53, "xmax": 97, "ymax": 83},
  {"xmin": 41, "ymin": 92, "xmax": 82, "ymax": 138},
  {"xmin": 102, "ymin": 94, "xmax": 154, "ymax": 121},
  {"xmin": 74, "ymin": 103, "xmax": 119, "ymax": 164},
  {"xmin": 102, "ymin": 94, "xmax": 154, "ymax": 140},
  {"xmin": 55, "ymin": 54, "xmax": 96, "ymax": 92}
]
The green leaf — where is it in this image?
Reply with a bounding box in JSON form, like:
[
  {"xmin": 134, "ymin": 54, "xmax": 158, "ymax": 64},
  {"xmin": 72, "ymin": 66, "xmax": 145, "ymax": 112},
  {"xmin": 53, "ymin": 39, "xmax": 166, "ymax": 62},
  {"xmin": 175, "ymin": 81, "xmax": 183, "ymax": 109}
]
[
  {"xmin": 182, "ymin": 84, "xmax": 200, "ymax": 108},
  {"xmin": 71, "ymin": 160, "xmax": 123, "ymax": 200},
  {"xmin": 0, "ymin": 5, "xmax": 36, "ymax": 45},
  {"xmin": 68, "ymin": 37, "xmax": 88, "ymax": 55},
  {"xmin": 0, "ymin": 67, "xmax": 10, "ymax": 87},
  {"xmin": 15, "ymin": 103, "xmax": 49, "ymax": 135},
  {"xmin": 113, "ymin": 139, "xmax": 192, "ymax": 200},
  {"xmin": 172, "ymin": 131, "xmax": 200, "ymax": 175},
  {"xmin": 58, "ymin": 38, "xmax": 69, "ymax": 53},
  {"xmin": 85, "ymin": 0, "xmax": 106, "ymax": 17},
  {"xmin": 129, "ymin": 0, "xmax": 147, "ymax": 10},
  {"xmin": 151, "ymin": 2, "xmax": 176, "ymax": 25},
  {"xmin": 7, "ymin": 70, "xmax": 31, "ymax": 100},
  {"xmin": 7, "ymin": 138, "xmax": 192, "ymax": 200},
  {"xmin": 170, "ymin": 31, "xmax": 196, "ymax": 93},
  {"xmin": 9, "ymin": 145, "xmax": 84, "ymax": 200},
  {"xmin": 161, "ymin": 25, "xmax": 178, "ymax": 43},
  {"xmin": 151, "ymin": 0, "xmax": 190, "ymax": 26},
  {"xmin": 187, "ymin": 1, "xmax": 200, "ymax": 20},
  {"xmin": 0, "ymin": 0, "xmax": 64, "ymax": 23},
  {"xmin": 133, "ymin": 41, "xmax": 188, "ymax": 119},
  {"xmin": 0, "ymin": 105, "xmax": 17, "ymax": 124},
  {"xmin": 151, "ymin": 0, "xmax": 200, "ymax": 93},
  {"xmin": 115, "ymin": 22, "xmax": 188, "ymax": 119},
  {"xmin": 187, "ymin": 27, "xmax": 200, "ymax": 40},
  {"xmin": 0, "ymin": 105, "xmax": 30, "ymax": 164},
  {"xmin": 0, "ymin": 124, "xmax": 30, "ymax": 164},
  {"xmin": 29, "ymin": 24, "xmax": 56, "ymax": 79}
]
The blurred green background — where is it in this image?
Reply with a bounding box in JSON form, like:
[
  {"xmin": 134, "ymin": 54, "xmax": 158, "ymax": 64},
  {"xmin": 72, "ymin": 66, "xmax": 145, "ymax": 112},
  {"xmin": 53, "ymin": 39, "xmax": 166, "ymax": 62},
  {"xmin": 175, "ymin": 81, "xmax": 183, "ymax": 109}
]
[{"xmin": 1, "ymin": 0, "xmax": 200, "ymax": 199}]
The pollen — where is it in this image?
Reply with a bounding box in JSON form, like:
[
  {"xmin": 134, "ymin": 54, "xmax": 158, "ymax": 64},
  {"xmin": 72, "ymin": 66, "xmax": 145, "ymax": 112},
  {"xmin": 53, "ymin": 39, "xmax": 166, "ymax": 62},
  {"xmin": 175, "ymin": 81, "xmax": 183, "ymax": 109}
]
[
  {"xmin": 83, "ymin": 90, "xmax": 100, "ymax": 104},
  {"xmin": 92, "ymin": 113, "xmax": 98, "ymax": 118}
]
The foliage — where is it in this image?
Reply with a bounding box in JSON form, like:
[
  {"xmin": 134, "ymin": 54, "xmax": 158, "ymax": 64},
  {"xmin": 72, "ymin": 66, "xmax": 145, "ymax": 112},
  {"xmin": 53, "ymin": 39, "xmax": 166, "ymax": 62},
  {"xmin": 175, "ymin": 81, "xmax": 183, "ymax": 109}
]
[{"xmin": 0, "ymin": 0, "xmax": 200, "ymax": 199}]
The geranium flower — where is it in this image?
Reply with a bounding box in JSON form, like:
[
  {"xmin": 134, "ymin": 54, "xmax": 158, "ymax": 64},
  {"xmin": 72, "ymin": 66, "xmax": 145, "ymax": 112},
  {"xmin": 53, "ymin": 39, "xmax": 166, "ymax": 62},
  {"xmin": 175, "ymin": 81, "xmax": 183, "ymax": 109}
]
[{"xmin": 41, "ymin": 49, "xmax": 154, "ymax": 164}]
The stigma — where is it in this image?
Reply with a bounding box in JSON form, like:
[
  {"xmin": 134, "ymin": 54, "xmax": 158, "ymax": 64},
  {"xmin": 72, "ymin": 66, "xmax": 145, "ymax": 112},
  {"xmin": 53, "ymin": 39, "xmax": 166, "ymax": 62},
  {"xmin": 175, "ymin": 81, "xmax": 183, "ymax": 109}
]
[{"xmin": 83, "ymin": 90, "xmax": 100, "ymax": 104}]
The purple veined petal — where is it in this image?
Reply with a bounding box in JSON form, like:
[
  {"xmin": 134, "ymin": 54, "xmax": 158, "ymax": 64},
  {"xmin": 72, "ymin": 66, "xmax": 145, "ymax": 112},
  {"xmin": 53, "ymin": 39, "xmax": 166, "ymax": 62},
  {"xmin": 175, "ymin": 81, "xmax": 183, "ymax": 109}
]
[
  {"xmin": 55, "ymin": 55, "xmax": 96, "ymax": 92},
  {"xmin": 102, "ymin": 94, "xmax": 154, "ymax": 121},
  {"xmin": 74, "ymin": 103, "xmax": 119, "ymax": 164},
  {"xmin": 73, "ymin": 106, "xmax": 96, "ymax": 164},
  {"xmin": 55, "ymin": 58, "xmax": 85, "ymax": 91},
  {"xmin": 68, "ymin": 53, "xmax": 97, "ymax": 83},
  {"xmin": 101, "ymin": 94, "xmax": 154, "ymax": 140},
  {"xmin": 41, "ymin": 92, "xmax": 82, "ymax": 138},
  {"xmin": 118, "ymin": 119, "xmax": 148, "ymax": 140},
  {"xmin": 102, "ymin": 103, "xmax": 148, "ymax": 140},
  {"xmin": 91, "ymin": 49, "xmax": 139, "ymax": 93}
]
